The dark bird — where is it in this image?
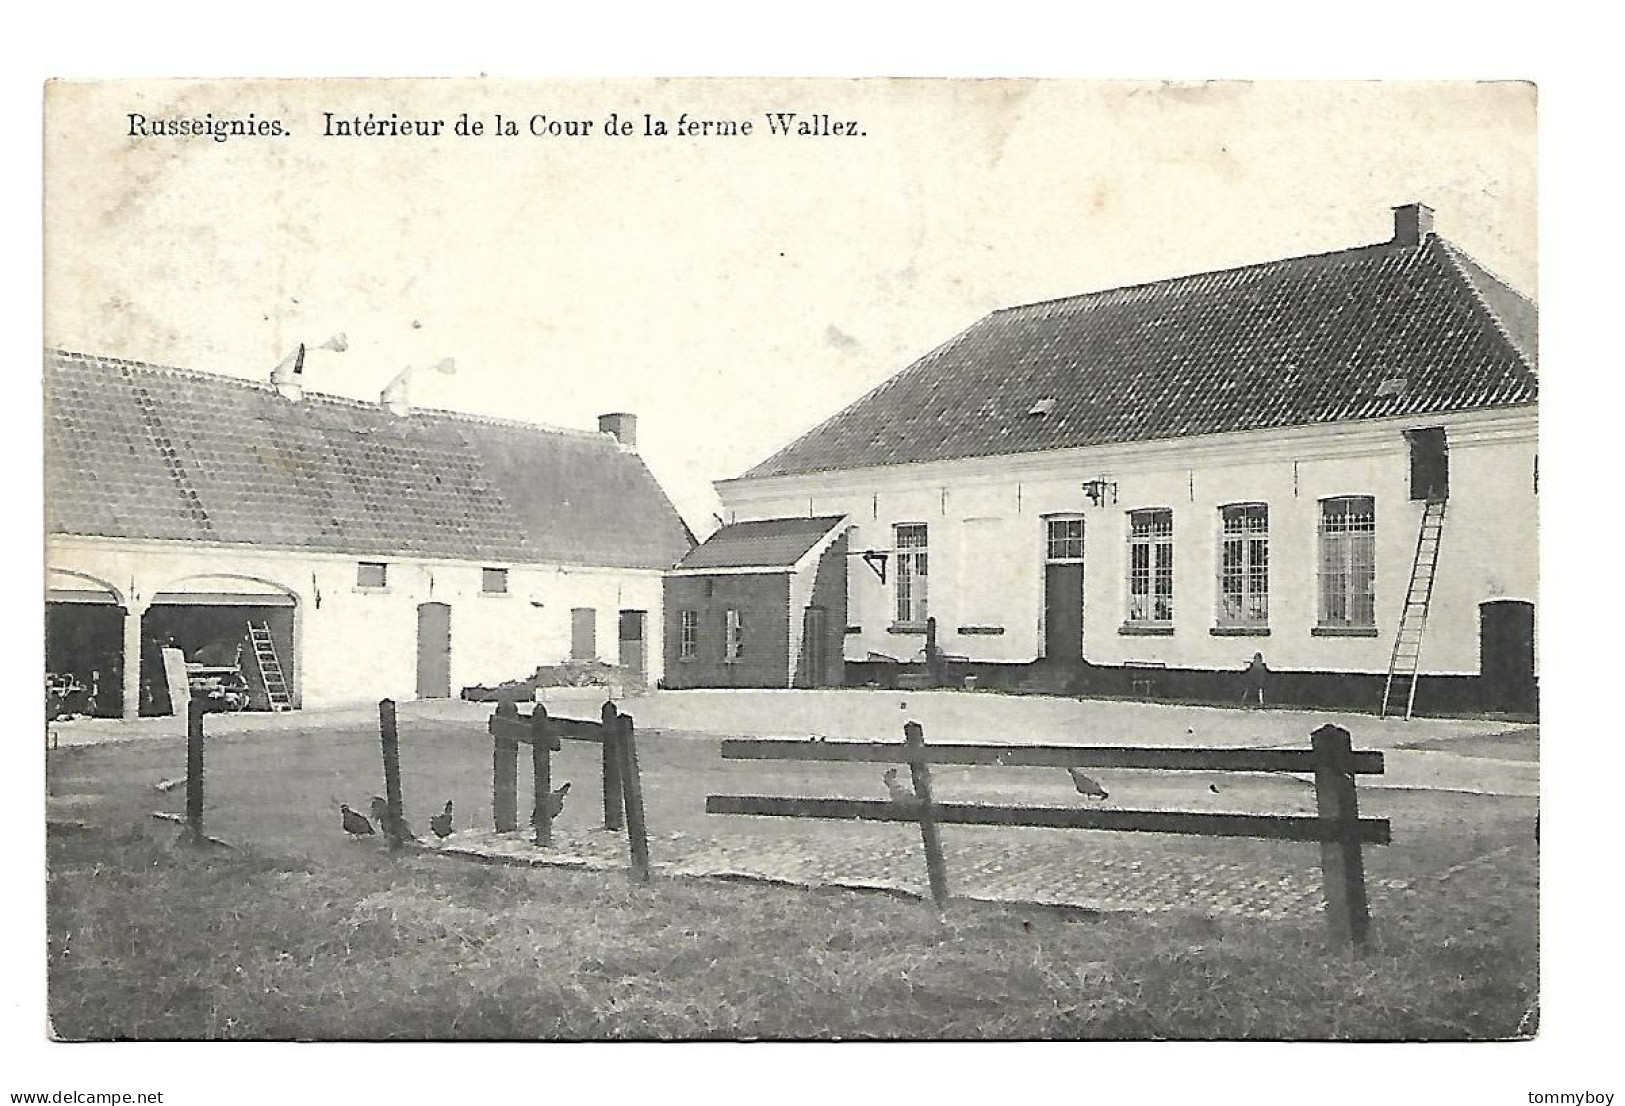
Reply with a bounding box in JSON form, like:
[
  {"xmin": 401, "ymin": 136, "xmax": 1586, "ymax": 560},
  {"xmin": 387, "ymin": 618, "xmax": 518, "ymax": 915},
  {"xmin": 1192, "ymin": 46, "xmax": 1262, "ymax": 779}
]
[
  {"xmin": 371, "ymin": 797, "xmax": 416, "ymax": 841},
  {"xmin": 340, "ymin": 803, "xmax": 375, "ymax": 837},
  {"xmin": 538, "ymin": 782, "xmax": 571, "ymax": 822},
  {"xmin": 883, "ymin": 767, "xmax": 915, "ymax": 804},
  {"xmin": 429, "ymin": 800, "xmax": 454, "ymax": 839},
  {"xmin": 1068, "ymin": 767, "xmax": 1109, "ymax": 800}
]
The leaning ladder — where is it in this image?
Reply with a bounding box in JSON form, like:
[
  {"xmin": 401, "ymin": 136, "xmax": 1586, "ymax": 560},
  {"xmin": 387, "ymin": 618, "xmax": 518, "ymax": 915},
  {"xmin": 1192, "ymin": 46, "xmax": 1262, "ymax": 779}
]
[
  {"xmin": 247, "ymin": 621, "xmax": 292, "ymax": 712},
  {"xmin": 1381, "ymin": 498, "xmax": 1448, "ymax": 720}
]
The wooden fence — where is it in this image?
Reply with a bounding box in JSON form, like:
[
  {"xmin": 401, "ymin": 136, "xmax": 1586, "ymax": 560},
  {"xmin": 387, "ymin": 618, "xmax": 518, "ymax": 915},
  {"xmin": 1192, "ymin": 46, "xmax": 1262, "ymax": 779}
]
[
  {"xmin": 707, "ymin": 721, "xmax": 1390, "ymax": 946},
  {"xmin": 482, "ymin": 699, "xmax": 651, "ymax": 881}
]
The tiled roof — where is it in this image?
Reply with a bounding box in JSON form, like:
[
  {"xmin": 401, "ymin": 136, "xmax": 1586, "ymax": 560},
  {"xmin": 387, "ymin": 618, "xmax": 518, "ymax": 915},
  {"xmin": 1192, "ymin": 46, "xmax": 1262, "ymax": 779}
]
[
  {"xmin": 744, "ymin": 234, "xmax": 1538, "ymax": 479},
  {"xmin": 44, "ymin": 350, "xmax": 694, "ymax": 569},
  {"xmin": 675, "ymin": 516, "xmax": 846, "ymax": 571}
]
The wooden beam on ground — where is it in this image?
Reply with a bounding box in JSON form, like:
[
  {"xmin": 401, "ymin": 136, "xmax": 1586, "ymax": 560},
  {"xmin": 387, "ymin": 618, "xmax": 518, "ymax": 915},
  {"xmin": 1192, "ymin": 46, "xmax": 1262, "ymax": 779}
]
[
  {"xmin": 704, "ymin": 795, "xmax": 1390, "ymax": 844},
  {"xmin": 718, "ymin": 739, "xmax": 1383, "ymax": 775}
]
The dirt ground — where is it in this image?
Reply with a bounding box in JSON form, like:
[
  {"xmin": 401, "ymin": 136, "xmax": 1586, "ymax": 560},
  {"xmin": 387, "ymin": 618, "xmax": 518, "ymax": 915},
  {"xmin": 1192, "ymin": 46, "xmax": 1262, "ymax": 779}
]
[{"xmin": 44, "ymin": 691, "xmax": 1537, "ymax": 920}]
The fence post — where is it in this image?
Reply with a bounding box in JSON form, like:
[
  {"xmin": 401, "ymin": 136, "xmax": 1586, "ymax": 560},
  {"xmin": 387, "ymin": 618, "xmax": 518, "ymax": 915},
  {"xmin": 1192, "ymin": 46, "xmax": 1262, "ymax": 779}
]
[
  {"xmin": 1311, "ymin": 723, "xmax": 1371, "ymax": 948},
  {"xmin": 186, "ymin": 697, "xmax": 206, "ymax": 841},
  {"xmin": 601, "ymin": 700, "xmax": 625, "ymax": 831},
  {"xmin": 617, "ymin": 713, "xmax": 651, "ymax": 881},
  {"xmin": 904, "ymin": 720, "xmax": 950, "ymax": 905},
  {"xmin": 379, "ymin": 699, "xmax": 406, "ymax": 849},
  {"xmin": 531, "ymin": 705, "xmax": 554, "ymax": 847},
  {"xmin": 492, "ymin": 700, "xmax": 520, "ymax": 833}
]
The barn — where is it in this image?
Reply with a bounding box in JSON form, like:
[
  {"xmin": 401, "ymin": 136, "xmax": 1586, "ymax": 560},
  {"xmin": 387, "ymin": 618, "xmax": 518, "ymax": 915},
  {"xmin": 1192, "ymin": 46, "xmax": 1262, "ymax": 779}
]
[
  {"xmin": 676, "ymin": 204, "xmax": 1538, "ymax": 716},
  {"xmin": 45, "ymin": 349, "xmax": 694, "ymax": 718}
]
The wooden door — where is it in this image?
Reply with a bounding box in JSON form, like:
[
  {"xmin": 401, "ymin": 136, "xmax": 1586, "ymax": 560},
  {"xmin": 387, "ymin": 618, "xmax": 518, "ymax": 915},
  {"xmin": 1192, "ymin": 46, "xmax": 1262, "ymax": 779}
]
[
  {"xmin": 618, "ymin": 610, "xmax": 646, "ymax": 688},
  {"xmin": 1044, "ymin": 562, "xmax": 1084, "ymax": 661},
  {"xmin": 1480, "ymin": 600, "xmax": 1535, "ymax": 713},
  {"xmin": 416, "ymin": 602, "xmax": 452, "ymax": 699}
]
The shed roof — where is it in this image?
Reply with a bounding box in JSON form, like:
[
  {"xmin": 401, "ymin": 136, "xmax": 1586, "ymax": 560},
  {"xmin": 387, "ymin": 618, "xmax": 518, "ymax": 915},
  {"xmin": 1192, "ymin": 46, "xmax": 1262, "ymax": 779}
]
[
  {"xmin": 674, "ymin": 516, "xmax": 847, "ymax": 571},
  {"xmin": 744, "ymin": 232, "xmax": 1537, "ymax": 480},
  {"xmin": 44, "ymin": 350, "xmax": 694, "ymax": 569}
]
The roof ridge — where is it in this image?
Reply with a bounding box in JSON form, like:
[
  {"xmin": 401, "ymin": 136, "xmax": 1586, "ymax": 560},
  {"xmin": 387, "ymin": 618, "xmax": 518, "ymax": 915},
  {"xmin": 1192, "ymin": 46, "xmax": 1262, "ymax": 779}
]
[
  {"xmin": 1431, "ymin": 238, "xmax": 1538, "ymax": 372},
  {"xmin": 48, "ymin": 348, "xmax": 610, "ymax": 440},
  {"xmin": 410, "ymin": 405, "xmax": 609, "ymax": 442},
  {"xmin": 992, "ymin": 239, "xmax": 1403, "ymax": 318}
]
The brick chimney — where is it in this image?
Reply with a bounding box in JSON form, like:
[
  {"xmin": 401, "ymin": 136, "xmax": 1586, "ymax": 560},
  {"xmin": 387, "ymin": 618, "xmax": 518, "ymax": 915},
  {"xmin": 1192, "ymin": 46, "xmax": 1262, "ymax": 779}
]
[
  {"xmin": 1392, "ymin": 203, "xmax": 1435, "ymax": 246},
  {"xmin": 599, "ymin": 412, "xmax": 637, "ymax": 450}
]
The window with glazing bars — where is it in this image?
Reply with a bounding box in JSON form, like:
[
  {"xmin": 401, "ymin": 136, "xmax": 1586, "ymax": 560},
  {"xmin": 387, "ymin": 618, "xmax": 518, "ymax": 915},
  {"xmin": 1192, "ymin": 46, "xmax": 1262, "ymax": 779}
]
[
  {"xmin": 894, "ymin": 523, "xmax": 929, "ymax": 625},
  {"xmin": 1126, "ymin": 509, "xmax": 1174, "ymax": 623},
  {"xmin": 1218, "ymin": 504, "xmax": 1269, "ymax": 626},
  {"xmin": 679, "ymin": 610, "xmax": 698, "ymax": 661},
  {"xmin": 724, "ymin": 608, "xmax": 744, "ymax": 662},
  {"xmin": 1319, "ymin": 496, "xmax": 1376, "ymax": 627},
  {"xmin": 1046, "ymin": 516, "xmax": 1085, "ymax": 562}
]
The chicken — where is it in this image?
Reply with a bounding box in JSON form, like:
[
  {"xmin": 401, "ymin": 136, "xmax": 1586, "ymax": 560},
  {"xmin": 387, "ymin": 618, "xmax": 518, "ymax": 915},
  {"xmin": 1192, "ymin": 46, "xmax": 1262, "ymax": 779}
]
[
  {"xmin": 1067, "ymin": 767, "xmax": 1109, "ymax": 800},
  {"xmin": 883, "ymin": 767, "xmax": 915, "ymax": 804},
  {"xmin": 429, "ymin": 800, "xmax": 454, "ymax": 839},
  {"xmin": 369, "ymin": 797, "xmax": 416, "ymax": 841},
  {"xmin": 340, "ymin": 803, "xmax": 375, "ymax": 837},
  {"xmin": 536, "ymin": 782, "xmax": 571, "ymax": 823}
]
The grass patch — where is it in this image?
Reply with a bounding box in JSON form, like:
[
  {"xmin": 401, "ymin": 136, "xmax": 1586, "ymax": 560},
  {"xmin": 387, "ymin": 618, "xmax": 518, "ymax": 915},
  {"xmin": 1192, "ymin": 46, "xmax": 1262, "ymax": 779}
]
[{"xmin": 48, "ymin": 819, "xmax": 1536, "ymax": 1041}]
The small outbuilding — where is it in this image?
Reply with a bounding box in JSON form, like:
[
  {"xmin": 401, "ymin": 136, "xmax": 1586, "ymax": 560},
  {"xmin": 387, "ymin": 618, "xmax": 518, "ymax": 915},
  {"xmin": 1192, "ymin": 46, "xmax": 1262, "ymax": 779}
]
[{"xmin": 662, "ymin": 516, "xmax": 849, "ymax": 689}]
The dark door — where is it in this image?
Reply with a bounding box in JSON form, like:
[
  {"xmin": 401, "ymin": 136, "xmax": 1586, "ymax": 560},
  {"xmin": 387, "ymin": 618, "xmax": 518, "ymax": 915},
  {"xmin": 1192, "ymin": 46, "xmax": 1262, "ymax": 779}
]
[
  {"xmin": 800, "ymin": 606, "xmax": 827, "ymax": 688},
  {"xmin": 1044, "ymin": 562, "xmax": 1084, "ymax": 660},
  {"xmin": 618, "ymin": 610, "xmax": 646, "ymax": 688},
  {"xmin": 571, "ymin": 608, "xmax": 597, "ymax": 661},
  {"xmin": 1480, "ymin": 600, "xmax": 1536, "ymax": 713},
  {"xmin": 416, "ymin": 602, "xmax": 451, "ymax": 699}
]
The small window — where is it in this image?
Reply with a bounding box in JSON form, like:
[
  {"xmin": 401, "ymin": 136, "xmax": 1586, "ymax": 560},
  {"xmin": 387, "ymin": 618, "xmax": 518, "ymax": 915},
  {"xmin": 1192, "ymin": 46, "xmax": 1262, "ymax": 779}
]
[
  {"xmin": 1126, "ymin": 509, "xmax": 1174, "ymax": 624},
  {"xmin": 357, "ymin": 562, "xmax": 388, "ymax": 588},
  {"xmin": 481, "ymin": 567, "xmax": 509, "ymax": 594},
  {"xmin": 1046, "ymin": 516, "xmax": 1085, "ymax": 562},
  {"xmin": 679, "ymin": 610, "xmax": 698, "ymax": 661},
  {"xmin": 1217, "ymin": 504, "xmax": 1269, "ymax": 627},
  {"xmin": 724, "ymin": 608, "xmax": 744, "ymax": 662}
]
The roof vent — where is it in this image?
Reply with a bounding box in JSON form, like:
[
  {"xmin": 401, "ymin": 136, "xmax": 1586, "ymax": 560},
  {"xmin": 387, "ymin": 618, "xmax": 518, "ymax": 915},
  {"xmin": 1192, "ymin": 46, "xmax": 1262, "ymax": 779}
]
[
  {"xmin": 270, "ymin": 334, "xmax": 347, "ymax": 401},
  {"xmin": 1026, "ymin": 397, "xmax": 1057, "ymax": 417}
]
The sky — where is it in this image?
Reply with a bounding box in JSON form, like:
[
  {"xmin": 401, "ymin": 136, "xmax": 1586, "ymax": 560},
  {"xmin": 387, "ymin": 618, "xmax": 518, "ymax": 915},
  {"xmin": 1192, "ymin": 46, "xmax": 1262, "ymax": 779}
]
[{"xmin": 44, "ymin": 79, "xmax": 1535, "ymax": 538}]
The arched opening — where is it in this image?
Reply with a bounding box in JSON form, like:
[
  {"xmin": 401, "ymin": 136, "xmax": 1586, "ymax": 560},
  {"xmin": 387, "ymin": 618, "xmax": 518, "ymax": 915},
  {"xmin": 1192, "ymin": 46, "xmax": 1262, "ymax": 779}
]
[
  {"xmin": 45, "ymin": 569, "xmax": 126, "ymax": 718},
  {"xmin": 141, "ymin": 574, "xmax": 300, "ymax": 713}
]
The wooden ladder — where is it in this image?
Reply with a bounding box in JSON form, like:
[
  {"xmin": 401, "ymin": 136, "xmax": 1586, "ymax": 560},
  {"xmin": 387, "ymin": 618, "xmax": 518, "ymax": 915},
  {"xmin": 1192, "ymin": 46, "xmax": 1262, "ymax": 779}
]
[
  {"xmin": 1381, "ymin": 498, "xmax": 1447, "ymax": 720},
  {"xmin": 247, "ymin": 621, "xmax": 292, "ymax": 712}
]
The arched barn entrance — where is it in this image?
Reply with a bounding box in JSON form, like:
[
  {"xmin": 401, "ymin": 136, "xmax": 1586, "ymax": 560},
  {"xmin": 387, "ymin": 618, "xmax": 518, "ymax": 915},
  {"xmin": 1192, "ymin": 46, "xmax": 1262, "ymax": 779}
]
[
  {"xmin": 142, "ymin": 575, "xmax": 299, "ymax": 714},
  {"xmin": 45, "ymin": 570, "xmax": 125, "ymax": 718}
]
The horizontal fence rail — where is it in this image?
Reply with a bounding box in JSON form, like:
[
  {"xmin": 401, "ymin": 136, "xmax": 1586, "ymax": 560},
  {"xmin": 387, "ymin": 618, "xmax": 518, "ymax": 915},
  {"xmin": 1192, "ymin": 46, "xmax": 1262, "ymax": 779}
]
[
  {"xmin": 705, "ymin": 795, "xmax": 1390, "ymax": 844},
  {"xmin": 718, "ymin": 739, "xmax": 1384, "ymax": 775}
]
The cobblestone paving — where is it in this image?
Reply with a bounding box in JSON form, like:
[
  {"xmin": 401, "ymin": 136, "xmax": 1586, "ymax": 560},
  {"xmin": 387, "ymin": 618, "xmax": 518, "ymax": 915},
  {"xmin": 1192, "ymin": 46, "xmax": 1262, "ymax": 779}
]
[{"xmin": 426, "ymin": 820, "xmax": 1415, "ymax": 920}]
